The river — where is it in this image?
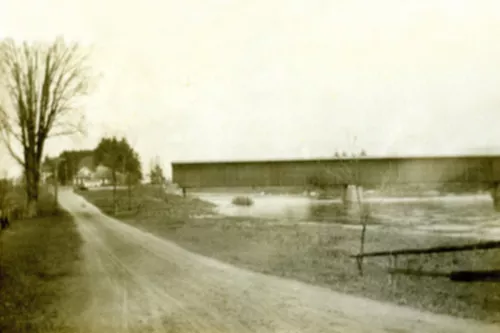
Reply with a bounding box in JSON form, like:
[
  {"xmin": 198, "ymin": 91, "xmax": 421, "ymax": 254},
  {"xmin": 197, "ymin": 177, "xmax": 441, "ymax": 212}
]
[{"xmin": 191, "ymin": 192, "xmax": 500, "ymax": 239}]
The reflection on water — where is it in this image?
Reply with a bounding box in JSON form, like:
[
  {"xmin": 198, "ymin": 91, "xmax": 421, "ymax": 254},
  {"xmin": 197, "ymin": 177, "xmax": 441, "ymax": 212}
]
[{"xmin": 193, "ymin": 192, "xmax": 500, "ymax": 239}]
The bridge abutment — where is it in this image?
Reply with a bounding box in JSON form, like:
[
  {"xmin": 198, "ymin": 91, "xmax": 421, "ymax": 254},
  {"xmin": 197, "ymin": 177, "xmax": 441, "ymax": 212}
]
[
  {"xmin": 491, "ymin": 183, "xmax": 500, "ymax": 212},
  {"xmin": 341, "ymin": 184, "xmax": 364, "ymax": 208}
]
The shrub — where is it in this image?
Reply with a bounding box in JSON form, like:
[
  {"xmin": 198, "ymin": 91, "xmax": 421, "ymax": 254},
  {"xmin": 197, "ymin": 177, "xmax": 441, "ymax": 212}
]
[
  {"xmin": 1, "ymin": 185, "xmax": 61, "ymax": 220},
  {"xmin": 231, "ymin": 196, "xmax": 254, "ymax": 206}
]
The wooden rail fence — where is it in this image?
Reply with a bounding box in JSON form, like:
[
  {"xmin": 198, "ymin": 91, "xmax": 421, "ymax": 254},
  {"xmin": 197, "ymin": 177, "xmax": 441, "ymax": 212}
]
[{"xmin": 351, "ymin": 240, "xmax": 500, "ymax": 283}]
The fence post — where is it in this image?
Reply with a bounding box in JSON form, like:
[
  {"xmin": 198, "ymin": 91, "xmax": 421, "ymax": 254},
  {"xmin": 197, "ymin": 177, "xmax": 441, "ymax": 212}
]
[
  {"xmin": 393, "ymin": 255, "xmax": 398, "ymax": 290},
  {"xmin": 388, "ymin": 256, "xmax": 393, "ymax": 285},
  {"xmin": 356, "ymin": 256, "xmax": 364, "ymax": 276}
]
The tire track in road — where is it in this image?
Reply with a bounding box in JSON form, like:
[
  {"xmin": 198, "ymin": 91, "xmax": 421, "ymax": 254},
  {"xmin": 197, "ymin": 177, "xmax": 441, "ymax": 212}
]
[{"xmin": 59, "ymin": 190, "xmax": 500, "ymax": 333}]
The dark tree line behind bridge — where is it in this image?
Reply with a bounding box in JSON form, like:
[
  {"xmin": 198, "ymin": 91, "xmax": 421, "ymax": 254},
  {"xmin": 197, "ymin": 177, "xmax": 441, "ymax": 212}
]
[
  {"xmin": 49, "ymin": 149, "xmax": 94, "ymax": 185},
  {"xmin": 94, "ymin": 136, "xmax": 142, "ymax": 185},
  {"xmin": 45, "ymin": 137, "xmax": 143, "ymax": 187}
]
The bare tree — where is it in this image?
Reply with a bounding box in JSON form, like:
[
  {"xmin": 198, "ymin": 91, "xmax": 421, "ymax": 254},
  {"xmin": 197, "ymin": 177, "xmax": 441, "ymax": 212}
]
[
  {"xmin": 149, "ymin": 156, "xmax": 167, "ymax": 196},
  {"xmin": 0, "ymin": 37, "xmax": 92, "ymax": 217},
  {"xmin": 320, "ymin": 136, "xmax": 372, "ymax": 274},
  {"xmin": 324, "ymin": 151, "xmax": 370, "ymax": 275}
]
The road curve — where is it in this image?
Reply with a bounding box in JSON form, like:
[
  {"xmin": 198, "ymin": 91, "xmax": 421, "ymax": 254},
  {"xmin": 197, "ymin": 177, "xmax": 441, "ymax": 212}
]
[{"xmin": 58, "ymin": 189, "xmax": 500, "ymax": 333}]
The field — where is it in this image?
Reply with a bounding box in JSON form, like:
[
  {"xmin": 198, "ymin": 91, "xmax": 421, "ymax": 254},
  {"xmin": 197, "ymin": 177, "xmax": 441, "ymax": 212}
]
[
  {"xmin": 0, "ymin": 190, "xmax": 85, "ymax": 333},
  {"xmin": 79, "ymin": 185, "xmax": 500, "ymax": 323}
]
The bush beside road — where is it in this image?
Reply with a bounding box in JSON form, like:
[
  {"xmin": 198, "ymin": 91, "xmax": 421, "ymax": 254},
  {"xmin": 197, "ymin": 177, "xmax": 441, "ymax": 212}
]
[{"xmin": 78, "ymin": 186, "xmax": 500, "ymax": 323}]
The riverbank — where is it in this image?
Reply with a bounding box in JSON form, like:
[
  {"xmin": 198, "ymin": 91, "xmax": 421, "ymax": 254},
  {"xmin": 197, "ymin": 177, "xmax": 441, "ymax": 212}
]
[{"xmin": 78, "ymin": 186, "xmax": 500, "ymax": 323}]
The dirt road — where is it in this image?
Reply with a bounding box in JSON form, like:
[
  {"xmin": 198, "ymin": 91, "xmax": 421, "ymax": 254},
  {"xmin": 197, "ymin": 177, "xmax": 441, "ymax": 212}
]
[{"xmin": 59, "ymin": 189, "xmax": 500, "ymax": 333}]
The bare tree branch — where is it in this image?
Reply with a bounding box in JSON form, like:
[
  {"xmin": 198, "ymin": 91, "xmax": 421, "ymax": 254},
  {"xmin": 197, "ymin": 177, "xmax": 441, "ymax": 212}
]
[{"xmin": 0, "ymin": 37, "xmax": 95, "ymax": 216}]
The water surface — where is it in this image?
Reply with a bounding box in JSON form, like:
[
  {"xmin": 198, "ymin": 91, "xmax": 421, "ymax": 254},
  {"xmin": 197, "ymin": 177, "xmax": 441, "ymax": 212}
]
[{"xmin": 193, "ymin": 192, "xmax": 500, "ymax": 239}]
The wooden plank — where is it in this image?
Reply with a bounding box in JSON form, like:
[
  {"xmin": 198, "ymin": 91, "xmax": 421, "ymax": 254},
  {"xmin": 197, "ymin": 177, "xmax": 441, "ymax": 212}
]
[
  {"xmin": 388, "ymin": 268, "xmax": 450, "ymax": 278},
  {"xmin": 351, "ymin": 240, "xmax": 500, "ymax": 258},
  {"xmin": 388, "ymin": 269, "xmax": 500, "ymax": 282},
  {"xmin": 450, "ymin": 270, "xmax": 500, "ymax": 282}
]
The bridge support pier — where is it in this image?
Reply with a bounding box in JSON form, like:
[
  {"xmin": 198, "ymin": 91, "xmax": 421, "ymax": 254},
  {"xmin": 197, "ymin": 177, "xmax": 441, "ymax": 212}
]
[
  {"xmin": 491, "ymin": 183, "xmax": 500, "ymax": 212},
  {"xmin": 182, "ymin": 187, "xmax": 187, "ymax": 198},
  {"xmin": 341, "ymin": 184, "xmax": 364, "ymax": 209}
]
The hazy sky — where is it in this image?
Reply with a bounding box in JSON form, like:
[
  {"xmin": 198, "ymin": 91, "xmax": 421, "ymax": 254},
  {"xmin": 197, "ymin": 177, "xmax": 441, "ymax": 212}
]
[{"xmin": 2, "ymin": 0, "xmax": 500, "ymax": 176}]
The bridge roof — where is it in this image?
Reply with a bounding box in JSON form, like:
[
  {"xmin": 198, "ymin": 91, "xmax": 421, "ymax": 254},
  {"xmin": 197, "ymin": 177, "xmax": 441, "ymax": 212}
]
[{"xmin": 171, "ymin": 154, "xmax": 500, "ymax": 166}]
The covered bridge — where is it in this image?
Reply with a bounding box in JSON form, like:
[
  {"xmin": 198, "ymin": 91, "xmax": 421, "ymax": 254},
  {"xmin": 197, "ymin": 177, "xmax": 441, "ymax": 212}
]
[{"xmin": 172, "ymin": 155, "xmax": 500, "ymax": 210}]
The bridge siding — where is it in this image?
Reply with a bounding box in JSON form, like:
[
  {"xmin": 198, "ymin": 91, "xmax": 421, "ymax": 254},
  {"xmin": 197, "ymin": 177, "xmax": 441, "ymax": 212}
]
[{"xmin": 172, "ymin": 157, "xmax": 500, "ymax": 188}]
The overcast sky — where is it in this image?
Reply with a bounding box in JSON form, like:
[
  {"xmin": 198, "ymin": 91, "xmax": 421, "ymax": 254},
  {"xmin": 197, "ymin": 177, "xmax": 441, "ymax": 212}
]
[{"xmin": 2, "ymin": 0, "xmax": 500, "ymax": 177}]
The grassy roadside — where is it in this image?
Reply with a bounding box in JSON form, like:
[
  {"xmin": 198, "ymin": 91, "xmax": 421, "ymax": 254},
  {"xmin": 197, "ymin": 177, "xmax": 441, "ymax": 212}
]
[
  {"xmin": 0, "ymin": 193, "xmax": 85, "ymax": 333},
  {"xmin": 79, "ymin": 186, "xmax": 500, "ymax": 323}
]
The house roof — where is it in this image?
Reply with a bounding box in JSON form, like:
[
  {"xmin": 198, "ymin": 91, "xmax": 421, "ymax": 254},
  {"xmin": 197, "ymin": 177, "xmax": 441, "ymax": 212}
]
[{"xmin": 76, "ymin": 166, "xmax": 93, "ymax": 178}]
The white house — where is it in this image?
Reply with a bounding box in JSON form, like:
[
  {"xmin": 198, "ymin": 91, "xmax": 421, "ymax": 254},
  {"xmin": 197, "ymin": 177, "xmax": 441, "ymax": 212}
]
[
  {"xmin": 74, "ymin": 164, "xmax": 123, "ymax": 188},
  {"xmin": 74, "ymin": 166, "xmax": 97, "ymax": 187}
]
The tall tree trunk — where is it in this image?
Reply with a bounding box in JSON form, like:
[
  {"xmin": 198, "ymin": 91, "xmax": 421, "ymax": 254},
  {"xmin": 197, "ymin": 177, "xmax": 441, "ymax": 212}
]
[{"xmin": 24, "ymin": 162, "xmax": 40, "ymax": 218}]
